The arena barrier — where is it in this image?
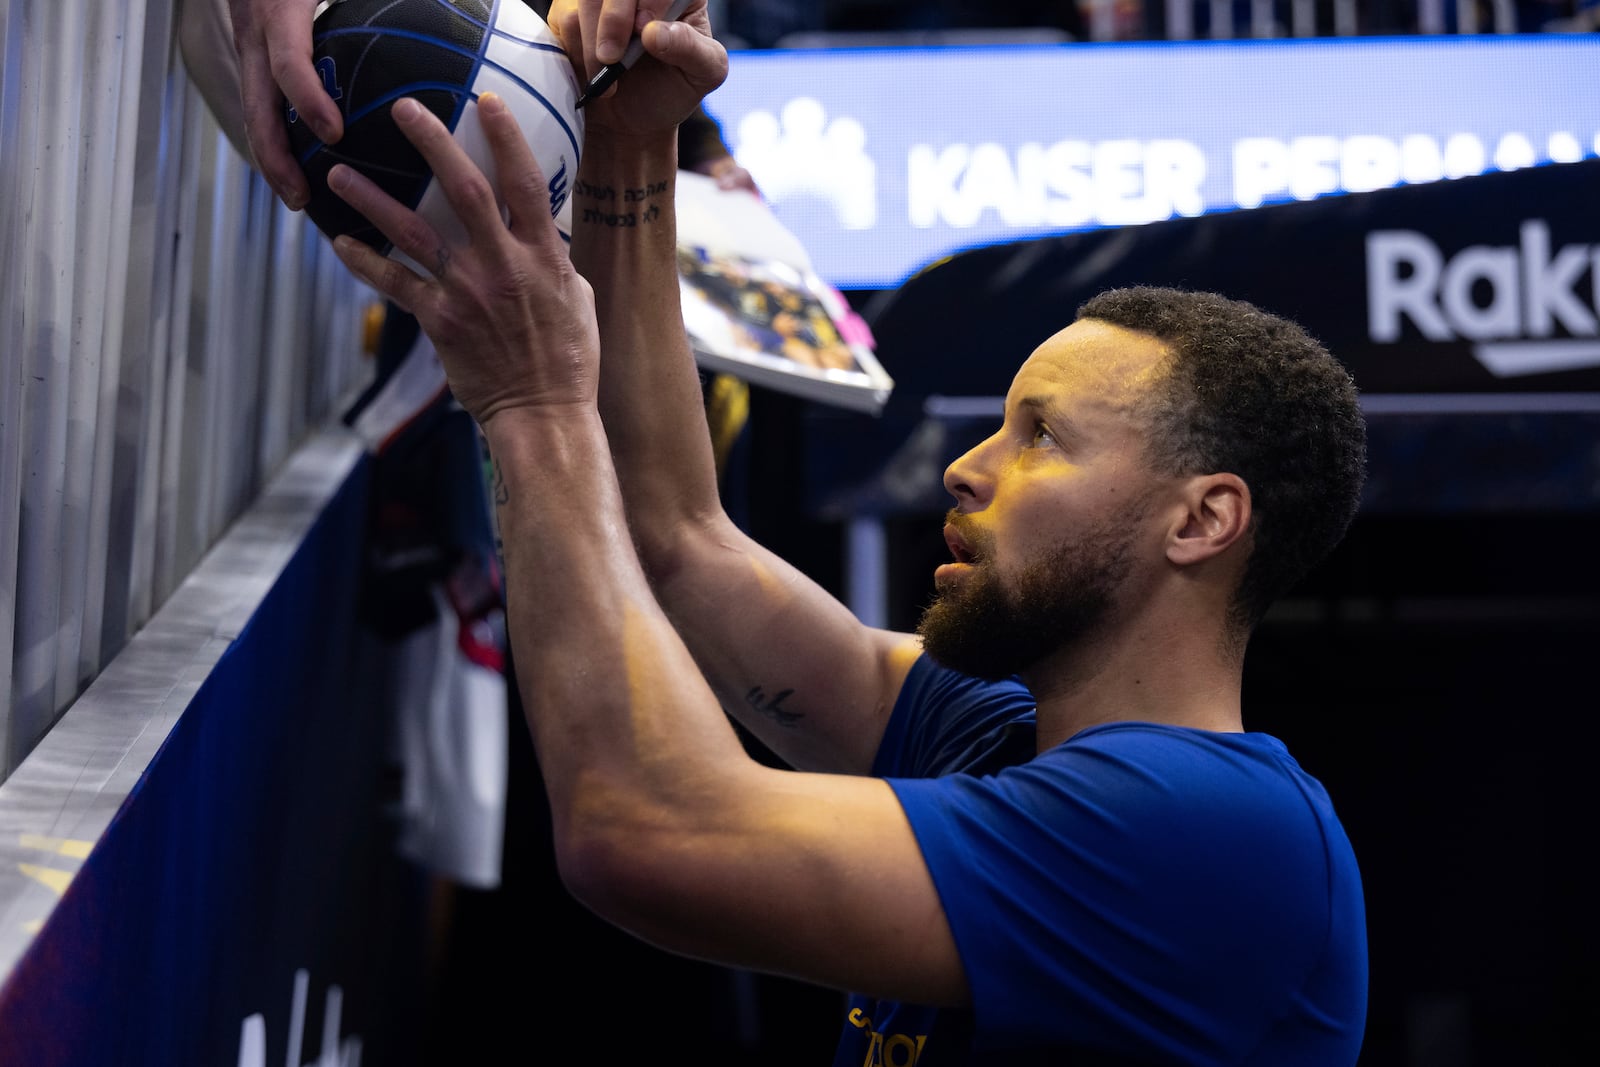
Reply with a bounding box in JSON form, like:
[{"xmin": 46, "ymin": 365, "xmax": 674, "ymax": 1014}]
[{"xmin": 0, "ymin": 429, "xmax": 433, "ymax": 1067}]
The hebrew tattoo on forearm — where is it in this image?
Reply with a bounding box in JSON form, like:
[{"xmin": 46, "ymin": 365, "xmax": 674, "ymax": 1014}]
[{"xmin": 572, "ymin": 176, "xmax": 671, "ymax": 229}]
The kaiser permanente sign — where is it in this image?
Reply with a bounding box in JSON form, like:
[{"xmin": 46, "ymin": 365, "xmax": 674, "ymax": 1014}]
[{"xmin": 706, "ymin": 34, "xmax": 1600, "ymax": 291}]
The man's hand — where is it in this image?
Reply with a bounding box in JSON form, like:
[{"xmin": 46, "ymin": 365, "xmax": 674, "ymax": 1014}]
[
  {"xmin": 325, "ymin": 94, "xmax": 601, "ymax": 429},
  {"xmin": 548, "ymin": 0, "xmax": 728, "ymax": 138},
  {"xmin": 227, "ymin": 0, "xmax": 344, "ymax": 209}
]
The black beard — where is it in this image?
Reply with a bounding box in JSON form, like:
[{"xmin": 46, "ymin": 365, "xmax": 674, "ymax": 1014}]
[{"xmin": 916, "ymin": 511, "xmax": 1140, "ymax": 682}]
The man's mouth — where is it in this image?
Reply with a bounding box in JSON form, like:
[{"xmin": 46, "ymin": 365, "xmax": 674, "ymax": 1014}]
[
  {"xmin": 943, "ymin": 513, "xmax": 987, "ymax": 565},
  {"xmin": 944, "ymin": 528, "xmax": 975, "ymax": 564}
]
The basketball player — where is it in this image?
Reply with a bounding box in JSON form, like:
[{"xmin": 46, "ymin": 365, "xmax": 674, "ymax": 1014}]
[{"xmin": 235, "ymin": 1, "xmax": 1371, "ymax": 1062}]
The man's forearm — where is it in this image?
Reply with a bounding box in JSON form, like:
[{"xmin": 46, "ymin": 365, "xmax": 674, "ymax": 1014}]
[
  {"xmin": 570, "ymin": 133, "xmax": 725, "ymax": 548},
  {"xmin": 483, "ymin": 407, "xmax": 750, "ymax": 816}
]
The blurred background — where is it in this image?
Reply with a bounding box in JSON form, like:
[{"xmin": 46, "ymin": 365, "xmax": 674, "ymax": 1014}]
[{"xmin": 2, "ymin": 1, "xmax": 1597, "ymax": 1065}]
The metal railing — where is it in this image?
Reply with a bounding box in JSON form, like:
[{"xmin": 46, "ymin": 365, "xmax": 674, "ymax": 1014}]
[{"xmin": 0, "ymin": 0, "xmax": 371, "ymax": 782}]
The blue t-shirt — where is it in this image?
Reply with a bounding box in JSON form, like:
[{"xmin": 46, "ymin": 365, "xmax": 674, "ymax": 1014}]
[{"xmin": 832, "ymin": 656, "xmax": 1367, "ymax": 1066}]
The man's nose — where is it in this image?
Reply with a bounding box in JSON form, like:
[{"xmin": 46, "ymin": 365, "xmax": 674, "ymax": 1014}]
[{"xmin": 942, "ymin": 431, "xmax": 1001, "ymax": 506}]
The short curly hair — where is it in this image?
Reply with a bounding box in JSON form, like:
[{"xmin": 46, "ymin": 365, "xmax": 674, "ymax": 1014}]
[{"xmin": 1077, "ymin": 287, "xmax": 1367, "ymax": 632}]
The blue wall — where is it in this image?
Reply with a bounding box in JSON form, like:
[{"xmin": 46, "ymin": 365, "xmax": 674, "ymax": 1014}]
[{"xmin": 0, "ymin": 456, "xmax": 433, "ymax": 1067}]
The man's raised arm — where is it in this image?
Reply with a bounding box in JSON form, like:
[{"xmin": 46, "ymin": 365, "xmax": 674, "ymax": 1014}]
[
  {"xmin": 553, "ymin": 0, "xmax": 922, "ymax": 775},
  {"xmin": 319, "ymin": 48, "xmax": 967, "ymax": 1011}
]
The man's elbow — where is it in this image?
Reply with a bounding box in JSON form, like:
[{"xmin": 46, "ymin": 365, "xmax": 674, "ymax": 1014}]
[
  {"xmin": 550, "ymin": 806, "xmax": 707, "ymax": 942},
  {"xmin": 552, "ymin": 821, "xmax": 637, "ymax": 916}
]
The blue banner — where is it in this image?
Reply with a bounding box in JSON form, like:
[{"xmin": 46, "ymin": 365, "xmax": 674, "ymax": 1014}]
[{"xmin": 703, "ymin": 34, "xmax": 1600, "ymax": 290}]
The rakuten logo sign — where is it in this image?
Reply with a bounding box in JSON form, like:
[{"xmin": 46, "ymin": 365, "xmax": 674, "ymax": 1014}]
[{"xmin": 1366, "ymin": 221, "xmax": 1600, "ymax": 376}]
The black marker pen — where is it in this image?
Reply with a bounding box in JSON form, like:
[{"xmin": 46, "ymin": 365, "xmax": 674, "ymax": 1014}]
[{"xmin": 575, "ymin": 0, "xmax": 694, "ymax": 108}]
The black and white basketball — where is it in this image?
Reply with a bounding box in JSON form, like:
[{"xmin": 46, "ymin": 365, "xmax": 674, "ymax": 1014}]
[{"xmin": 285, "ymin": 0, "xmax": 583, "ymax": 262}]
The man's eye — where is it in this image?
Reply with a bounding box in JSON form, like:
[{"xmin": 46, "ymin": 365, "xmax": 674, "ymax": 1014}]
[{"xmin": 1029, "ymin": 423, "xmax": 1057, "ymax": 447}]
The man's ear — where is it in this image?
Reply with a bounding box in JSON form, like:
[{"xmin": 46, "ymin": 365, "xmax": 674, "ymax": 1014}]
[{"xmin": 1167, "ymin": 474, "xmax": 1251, "ymax": 566}]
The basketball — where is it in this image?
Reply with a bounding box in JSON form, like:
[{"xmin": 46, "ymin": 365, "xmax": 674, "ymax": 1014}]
[{"xmin": 285, "ymin": 0, "xmax": 584, "ymax": 265}]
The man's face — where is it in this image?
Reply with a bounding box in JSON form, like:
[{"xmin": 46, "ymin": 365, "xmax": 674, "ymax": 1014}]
[{"xmin": 916, "ymin": 320, "xmax": 1173, "ymax": 680}]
